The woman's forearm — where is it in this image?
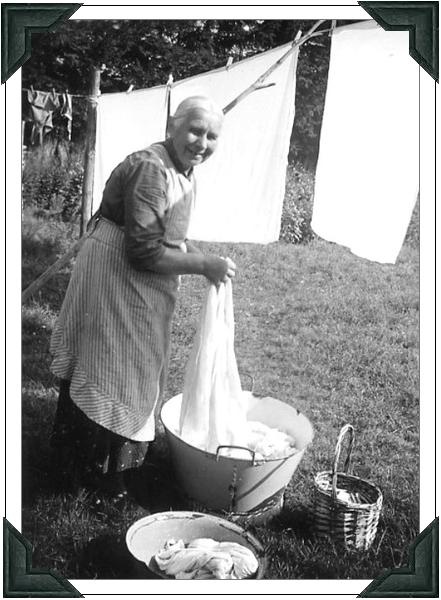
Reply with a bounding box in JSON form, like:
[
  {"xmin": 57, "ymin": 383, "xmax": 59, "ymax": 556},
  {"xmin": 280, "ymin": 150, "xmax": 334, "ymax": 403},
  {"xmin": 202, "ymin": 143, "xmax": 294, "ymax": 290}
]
[
  {"xmin": 145, "ymin": 246, "xmax": 206, "ymax": 275},
  {"xmin": 144, "ymin": 246, "xmax": 234, "ymax": 284}
]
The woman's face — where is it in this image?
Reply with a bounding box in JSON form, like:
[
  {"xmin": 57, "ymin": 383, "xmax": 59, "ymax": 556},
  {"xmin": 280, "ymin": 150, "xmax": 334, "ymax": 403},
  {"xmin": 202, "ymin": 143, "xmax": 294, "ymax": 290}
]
[{"xmin": 170, "ymin": 108, "xmax": 223, "ymax": 170}]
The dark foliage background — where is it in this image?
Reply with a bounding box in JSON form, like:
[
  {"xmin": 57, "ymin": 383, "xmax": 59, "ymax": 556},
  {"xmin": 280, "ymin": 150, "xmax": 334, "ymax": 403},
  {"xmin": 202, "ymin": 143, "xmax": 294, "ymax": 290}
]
[{"xmin": 23, "ymin": 19, "xmax": 333, "ymax": 168}]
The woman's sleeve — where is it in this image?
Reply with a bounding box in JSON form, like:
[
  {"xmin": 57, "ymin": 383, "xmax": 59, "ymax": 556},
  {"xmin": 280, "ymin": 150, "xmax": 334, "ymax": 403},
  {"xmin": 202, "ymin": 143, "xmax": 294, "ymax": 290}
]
[{"xmin": 123, "ymin": 156, "xmax": 169, "ymax": 271}]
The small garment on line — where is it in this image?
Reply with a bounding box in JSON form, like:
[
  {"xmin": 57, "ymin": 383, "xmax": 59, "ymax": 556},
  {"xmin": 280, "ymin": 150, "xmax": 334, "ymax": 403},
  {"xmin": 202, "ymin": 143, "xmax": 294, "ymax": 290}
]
[
  {"xmin": 22, "ymin": 89, "xmax": 73, "ymax": 144},
  {"xmin": 311, "ymin": 21, "xmax": 419, "ymax": 264},
  {"xmin": 59, "ymin": 92, "xmax": 73, "ymax": 140},
  {"xmin": 23, "ymin": 89, "xmax": 60, "ymax": 145}
]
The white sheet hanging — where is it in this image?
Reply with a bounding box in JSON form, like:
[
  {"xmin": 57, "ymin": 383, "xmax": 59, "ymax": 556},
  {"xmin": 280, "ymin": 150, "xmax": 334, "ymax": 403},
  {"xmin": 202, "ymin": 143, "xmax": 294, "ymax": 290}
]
[
  {"xmin": 171, "ymin": 42, "xmax": 298, "ymax": 243},
  {"xmin": 92, "ymin": 85, "xmax": 168, "ymax": 214},
  {"xmin": 311, "ymin": 21, "xmax": 419, "ymax": 264},
  {"xmin": 92, "ymin": 42, "xmax": 298, "ymax": 243}
]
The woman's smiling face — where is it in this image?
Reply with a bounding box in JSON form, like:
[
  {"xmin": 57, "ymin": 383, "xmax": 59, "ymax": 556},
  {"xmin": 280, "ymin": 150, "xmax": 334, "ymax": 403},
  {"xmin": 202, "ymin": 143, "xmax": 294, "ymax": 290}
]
[{"xmin": 170, "ymin": 107, "xmax": 223, "ymax": 170}]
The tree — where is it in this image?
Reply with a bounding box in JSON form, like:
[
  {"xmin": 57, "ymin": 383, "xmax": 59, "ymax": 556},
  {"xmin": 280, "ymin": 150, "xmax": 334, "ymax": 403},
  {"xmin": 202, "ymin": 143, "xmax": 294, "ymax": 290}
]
[{"xmin": 23, "ymin": 19, "xmax": 332, "ymax": 168}]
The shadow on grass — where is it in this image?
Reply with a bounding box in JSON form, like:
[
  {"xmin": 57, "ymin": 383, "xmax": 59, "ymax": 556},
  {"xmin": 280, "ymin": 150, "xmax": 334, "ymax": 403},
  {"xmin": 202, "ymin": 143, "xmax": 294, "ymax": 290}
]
[
  {"xmin": 124, "ymin": 440, "xmax": 189, "ymax": 514},
  {"xmin": 22, "ymin": 391, "xmax": 59, "ymax": 504},
  {"xmin": 22, "ymin": 314, "xmax": 56, "ymax": 389},
  {"xmin": 22, "ymin": 402, "xmax": 189, "ymax": 513},
  {"xmin": 79, "ymin": 533, "xmax": 158, "ymax": 579},
  {"xmin": 268, "ymin": 504, "xmax": 314, "ymax": 537}
]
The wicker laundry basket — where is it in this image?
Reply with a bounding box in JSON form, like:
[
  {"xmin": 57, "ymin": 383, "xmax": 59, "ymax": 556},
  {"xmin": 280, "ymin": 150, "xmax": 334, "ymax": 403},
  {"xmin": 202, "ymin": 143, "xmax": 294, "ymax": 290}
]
[{"xmin": 312, "ymin": 424, "xmax": 383, "ymax": 550}]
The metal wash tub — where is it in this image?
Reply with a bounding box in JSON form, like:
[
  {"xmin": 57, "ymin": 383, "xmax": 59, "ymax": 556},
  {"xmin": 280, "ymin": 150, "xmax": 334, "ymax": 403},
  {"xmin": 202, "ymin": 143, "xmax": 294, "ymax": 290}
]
[{"xmin": 160, "ymin": 391, "xmax": 314, "ymax": 520}]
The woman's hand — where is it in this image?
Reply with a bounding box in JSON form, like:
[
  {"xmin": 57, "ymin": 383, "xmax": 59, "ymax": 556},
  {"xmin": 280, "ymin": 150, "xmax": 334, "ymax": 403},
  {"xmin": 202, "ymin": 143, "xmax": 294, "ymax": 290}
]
[{"xmin": 203, "ymin": 256, "xmax": 236, "ymax": 284}]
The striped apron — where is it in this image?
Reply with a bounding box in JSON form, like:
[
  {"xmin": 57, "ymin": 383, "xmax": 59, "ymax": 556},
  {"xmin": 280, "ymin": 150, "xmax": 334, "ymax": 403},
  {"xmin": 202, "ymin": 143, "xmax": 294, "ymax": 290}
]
[{"xmin": 50, "ymin": 144, "xmax": 195, "ymax": 441}]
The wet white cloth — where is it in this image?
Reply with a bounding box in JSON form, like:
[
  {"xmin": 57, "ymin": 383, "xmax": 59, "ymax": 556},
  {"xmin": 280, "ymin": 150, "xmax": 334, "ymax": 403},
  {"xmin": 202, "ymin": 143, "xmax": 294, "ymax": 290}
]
[
  {"xmin": 311, "ymin": 21, "xmax": 419, "ymax": 264},
  {"xmin": 178, "ymin": 280, "xmax": 297, "ymax": 459},
  {"xmin": 246, "ymin": 421, "xmax": 296, "ymax": 460},
  {"xmin": 92, "ymin": 85, "xmax": 168, "ymax": 213},
  {"xmin": 154, "ymin": 538, "xmax": 258, "ymax": 579},
  {"xmin": 171, "ymin": 42, "xmax": 298, "ymax": 243},
  {"xmin": 179, "ymin": 279, "xmax": 248, "ymax": 453}
]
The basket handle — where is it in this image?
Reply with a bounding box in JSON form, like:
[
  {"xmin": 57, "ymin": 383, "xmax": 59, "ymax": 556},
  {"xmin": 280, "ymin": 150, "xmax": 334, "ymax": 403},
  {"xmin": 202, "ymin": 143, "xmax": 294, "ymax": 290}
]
[
  {"xmin": 216, "ymin": 445, "xmax": 256, "ymax": 465},
  {"xmin": 331, "ymin": 424, "xmax": 355, "ymax": 501}
]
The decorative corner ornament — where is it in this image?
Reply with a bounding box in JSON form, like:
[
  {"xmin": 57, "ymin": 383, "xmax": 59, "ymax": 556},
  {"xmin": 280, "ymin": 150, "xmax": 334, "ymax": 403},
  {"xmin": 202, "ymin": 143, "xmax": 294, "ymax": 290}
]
[
  {"xmin": 358, "ymin": 1, "xmax": 439, "ymax": 82},
  {"xmin": 3, "ymin": 518, "xmax": 84, "ymax": 597},
  {"xmin": 1, "ymin": 3, "xmax": 82, "ymax": 84},
  {"xmin": 358, "ymin": 517, "xmax": 439, "ymax": 598}
]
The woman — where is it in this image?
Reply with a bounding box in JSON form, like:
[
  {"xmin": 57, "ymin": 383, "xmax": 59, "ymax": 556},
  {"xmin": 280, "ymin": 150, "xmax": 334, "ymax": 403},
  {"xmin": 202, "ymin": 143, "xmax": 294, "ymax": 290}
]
[{"xmin": 50, "ymin": 95, "xmax": 235, "ymax": 496}]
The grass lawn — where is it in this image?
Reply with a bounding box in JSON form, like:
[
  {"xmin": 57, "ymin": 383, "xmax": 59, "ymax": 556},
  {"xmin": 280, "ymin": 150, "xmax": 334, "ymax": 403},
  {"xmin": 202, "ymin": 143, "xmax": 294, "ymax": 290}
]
[{"xmin": 21, "ymin": 216, "xmax": 419, "ymax": 581}]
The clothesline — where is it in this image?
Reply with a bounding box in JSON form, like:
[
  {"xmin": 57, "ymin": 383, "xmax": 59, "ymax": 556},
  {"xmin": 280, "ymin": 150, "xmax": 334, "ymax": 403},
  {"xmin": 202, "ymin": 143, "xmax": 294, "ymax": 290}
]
[
  {"xmin": 22, "ymin": 87, "xmax": 89, "ymax": 98},
  {"xmin": 20, "ymin": 25, "xmax": 334, "ymax": 104}
]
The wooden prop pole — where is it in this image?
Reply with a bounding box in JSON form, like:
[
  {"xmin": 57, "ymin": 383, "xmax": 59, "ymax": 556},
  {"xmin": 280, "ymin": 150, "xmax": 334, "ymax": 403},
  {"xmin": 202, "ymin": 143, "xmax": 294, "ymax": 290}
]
[
  {"xmin": 223, "ymin": 20, "xmax": 325, "ymax": 114},
  {"xmin": 22, "ymin": 20, "xmax": 326, "ymax": 304},
  {"xmin": 21, "ymin": 238, "xmax": 86, "ymax": 303},
  {"xmin": 80, "ymin": 67, "xmax": 101, "ymax": 236}
]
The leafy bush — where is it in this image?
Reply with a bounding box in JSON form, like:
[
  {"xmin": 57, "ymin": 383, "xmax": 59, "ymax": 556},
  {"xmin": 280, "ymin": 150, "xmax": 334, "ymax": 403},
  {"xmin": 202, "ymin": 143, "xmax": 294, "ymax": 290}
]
[
  {"xmin": 279, "ymin": 163, "xmax": 315, "ymax": 244},
  {"xmin": 22, "ymin": 140, "xmax": 84, "ymax": 223}
]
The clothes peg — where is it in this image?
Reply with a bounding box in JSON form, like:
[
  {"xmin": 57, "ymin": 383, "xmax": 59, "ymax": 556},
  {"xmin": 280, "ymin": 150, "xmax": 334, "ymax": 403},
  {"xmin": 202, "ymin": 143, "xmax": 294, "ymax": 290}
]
[
  {"xmin": 226, "ymin": 56, "xmax": 233, "ymax": 69},
  {"xmin": 126, "ymin": 84, "xmax": 134, "ymax": 93},
  {"xmin": 166, "ymin": 73, "xmax": 174, "ymax": 86}
]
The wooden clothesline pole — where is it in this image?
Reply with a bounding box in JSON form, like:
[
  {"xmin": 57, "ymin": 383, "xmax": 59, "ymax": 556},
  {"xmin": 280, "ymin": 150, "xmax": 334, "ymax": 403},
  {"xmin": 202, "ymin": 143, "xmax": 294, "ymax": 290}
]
[
  {"xmin": 80, "ymin": 67, "xmax": 101, "ymax": 236},
  {"xmin": 22, "ymin": 20, "xmax": 328, "ymax": 304}
]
